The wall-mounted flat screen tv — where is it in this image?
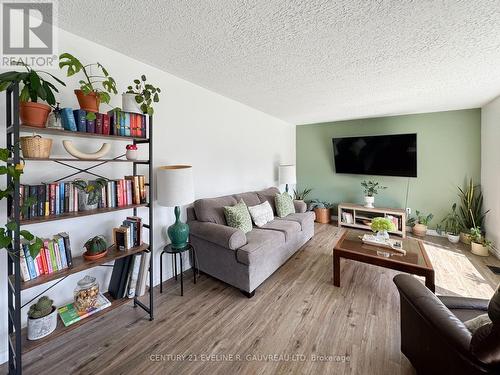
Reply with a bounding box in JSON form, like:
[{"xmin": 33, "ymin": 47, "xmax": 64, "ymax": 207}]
[{"xmin": 332, "ymin": 133, "xmax": 417, "ymax": 177}]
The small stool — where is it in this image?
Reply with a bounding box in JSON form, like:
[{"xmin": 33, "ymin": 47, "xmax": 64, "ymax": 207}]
[{"xmin": 160, "ymin": 244, "xmax": 196, "ymax": 296}]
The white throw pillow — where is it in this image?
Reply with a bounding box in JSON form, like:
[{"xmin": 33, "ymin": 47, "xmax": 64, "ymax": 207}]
[{"xmin": 248, "ymin": 201, "xmax": 274, "ymax": 227}]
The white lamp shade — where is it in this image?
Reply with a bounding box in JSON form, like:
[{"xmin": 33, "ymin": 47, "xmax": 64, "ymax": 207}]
[
  {"xmin": 157, "ymin": 165, "xmax": 194, "ymax": 207},
  {"xmin": 279, "ymin": 164, "xmax": 296, "ymax": 185}
]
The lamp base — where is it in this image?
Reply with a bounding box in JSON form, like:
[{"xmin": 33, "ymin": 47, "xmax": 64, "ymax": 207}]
[{"xmin": 168, "ymin": 206, "xmax": 190, "ymax": 249}]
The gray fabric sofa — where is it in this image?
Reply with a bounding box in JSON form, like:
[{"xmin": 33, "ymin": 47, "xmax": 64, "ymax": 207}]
[{"xmin": 187, "ymin": 187, "xmax": 315, "ymax": 296}]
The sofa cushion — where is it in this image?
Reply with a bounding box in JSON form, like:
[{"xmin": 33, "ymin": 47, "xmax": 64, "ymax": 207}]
[
  {"xmin": 275, "ymin": 192, "xmax": 295, "ymax": 218},
  {"xmin": 248, "ymin": 201, "xmax": 274, "ymax": 227},
  {"xmin": 236, "ymin": 228, "xmax": 285, "ymax": 265},
  {"xmin": 233, "ymin": 192, "xmax": 261, "ymax": 207},
  {"xmin": 276, "ymin": 211, "xmax": 315, "ymax": 230},
  {"xmin": 224, "ymin": 200, "xmax": 252, "ymax": 234},
  {"xmin": 261, "ymin": 219, "xmax": 301, "ymax": 241},
  {"xmin": 194, "ymin": 195, "xmax": 237, "ymax": 225},
  {"xmin": 256, "ymin": 187, "xmax": 280, "ymax": 214},
  {"xmin": 489, "ymin": 283, "xmax": 500, "ymax": 323},
  {"xmin": 465, "ymin": 313, "xmax": 492, "ymax": 333}
]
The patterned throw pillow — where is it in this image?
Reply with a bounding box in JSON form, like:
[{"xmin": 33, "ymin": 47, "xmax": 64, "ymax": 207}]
[
  {"xmin": 248, "ymin": 201, "xmax": 274, "ymax": 227},
  {"xmin": 274, "ymin": 192, "xmax": 295, "ymax": 218},
  {"xmin": 223, "ymin": 199, "xmax": 253, "ymax": 233}
]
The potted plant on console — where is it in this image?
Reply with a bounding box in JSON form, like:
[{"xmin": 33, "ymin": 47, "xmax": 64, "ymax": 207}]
[
  {"xmin": 361, "ymin": 180, "xmax": 386, "ymax": 208},
  {"xmin": 370, "ymin": 217, "xmax": 396, "ymax": 240},
  {"xmin": 0, "ymin": 62, "xmax": 65, "ymax": 127},
  {"xmin": 73, "ymin": 178, "xmax": 107, "ymax": 211},
  {"xmin": 123, "ymin": 75, "xmax": 161, "ymax": 115},
  {"xmin": 293, "ymin": 187, "xmax": 312, "ymax": 203},
  {"xmin": 407, "ymin": 210, "xmax": 433, "ymax": 237},
  {"xmin": 59, "ymin": 53, "xmax": 117, "ymax": 119},
  {"xmin": 27, "ymin": 296, "xmax": 57, "ymax": 341},
  {"xmin": 308, "ymin": 199, "xmax": 334, "ymax": 224},
  {"xmin": 439, "ymin": 203, "xmax": 461, "ymax": 243}
]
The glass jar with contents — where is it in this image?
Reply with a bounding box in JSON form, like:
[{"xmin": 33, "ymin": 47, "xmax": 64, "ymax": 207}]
[{"xmin": 74, "ymin": 275, "xmax": 99, "ymax": 312}]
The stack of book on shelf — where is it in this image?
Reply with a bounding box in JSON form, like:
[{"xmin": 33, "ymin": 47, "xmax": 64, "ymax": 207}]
[
  {"xmin": 58, "ymin": 293, "xmax": 111, "ymax": 327},
  {"xmin": 387, "ymin": 215, "xmax": 401, "ymax": 231},
  {"xmin": 19, "ymin": 176, "xmax": 147, "ymax": 219},
  {"xmin": 20, "ymin": 233, "xmax": 72, "ymax": 282},
  {"xmin": 341, "ymin": 211, "xmax": 354, "ymax": 224},
  {"xmin": 108, "ymin": 251, "xmax": 151, "ymax": 300},
  {"xmin": 60, "ymin": 109, "xmax": 146, "ymax": 138},
  {"xmin": 113, "ymin": 216, "xmax": 143, "ymax": 251}
]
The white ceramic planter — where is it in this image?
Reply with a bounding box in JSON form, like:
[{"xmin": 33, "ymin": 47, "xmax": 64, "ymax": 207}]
[
  {"xmin": 447, "ymin": 233, "xmax": 460, "ymax": 244},
  {"xmin": 364, "ymin": 196, "xmax": 374, "ymax": 208},
  {"xmin": 78, "ymin": 190, "xmax": 98, "ymax": 211},
  {"xmin": 126, "ymin": 149, "xmax": 138, "ymax": 160},
  {"xmin": 27, "ymin": 307, "xmax": 57, "ymax": 340},
  {"xmin": 471, "ymin": 242, "xmax": 489, "ymax": 257},
  {"xmin": 122, "ymin": 93, "xmax": 142, "ymax": 114}
]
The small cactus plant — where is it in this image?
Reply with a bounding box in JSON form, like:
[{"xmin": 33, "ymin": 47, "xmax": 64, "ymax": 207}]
[
  {"xmin": 84, "ymin": 236, "xmax": 107, "ymax": 255},
  {"xmin": 28, "ymin": 296, "xmax": 54, "ymax": 319}
]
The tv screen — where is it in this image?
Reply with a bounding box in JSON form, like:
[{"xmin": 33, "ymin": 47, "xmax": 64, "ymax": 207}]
[{"xmin": 332, "ymin": 134, "xmax": 417, "ymax": 177}]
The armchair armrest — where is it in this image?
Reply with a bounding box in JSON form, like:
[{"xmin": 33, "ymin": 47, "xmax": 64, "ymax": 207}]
[
  {"xmin": 189, "ymin": 221, "xmax": 247, "ymax": 250},
  {"xmin": 438, "ymin": 296, "xmax": 490, "ymax": 311},
  {"xmin": 294, "ymin": 200, "xmax": 307, "ymax": 213}
]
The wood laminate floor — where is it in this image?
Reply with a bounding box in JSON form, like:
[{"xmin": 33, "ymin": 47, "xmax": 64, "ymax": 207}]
[{"xmin": 5, "ymin": 224, "xmax": 500, "ymax": 375}]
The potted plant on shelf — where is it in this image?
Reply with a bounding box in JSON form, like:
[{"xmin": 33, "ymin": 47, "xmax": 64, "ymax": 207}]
[
  {"xmin": 439, "ymin": 203, "xmax": 461, "ymax": 243},
  {"xmin": 0, "ymin": 62, "xmax": 65, "ymax": 127},
  {"xmin": 370, "ymin": 217, "xmax": 396, "ymax": 240},
  {"xmin": 83, "ymin": 235, "xmax": 108, "ymax": 260},
  {"xmin": 123, "ymin": 75, "xmax": 161, "ymax": 115},
  {"xmin": 293, "ymin": 187, "xmax": 312, "ymax": 202},
  {"xmin": 361, "ymin": 180, "xmax": 386, "ymax": 208},
  {"xmin": 59, "ymin": 53, "xmax": 117, "ymax": 119},
  {"xmin": 73, "ymin": 178, "xmax": 107, "ymax": 211},
  {"xmin": 27, "ymin": 296, "xmax": 57, "ymax": 341},
  {"xmin": 457, "ymin": 178, "xmax": 489, "ymax": 244},
  {"xmin": 407, "ymin": 210, "xmax": 433, "ymax": 237},
  {"xmin": 308, "ymin": 199, "xmax": 334, "ymax": 224},
  {"xmin": 470, "ymin": 226, "xmax": 491, "ymax": 257}
]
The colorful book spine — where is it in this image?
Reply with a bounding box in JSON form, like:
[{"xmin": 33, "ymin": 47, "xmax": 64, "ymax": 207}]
[
  {"xmin": 55, "ymin": 235, "xmax": 68, "ymax": 269},
  {"xmin": 23, "ymin": 244, "xmax": 37, "ymax": 279},
  {"xmin": 102, "ymin": 113, "xmax": 110, "ymax": 135},
  {"xmin": 43, "ymin": 239, "xmax": 53, "ymax": 273},
  {"xmin": 73, "ymin": 109, "xmax": 87, "ymax": 132},
  {"xmin": 53, "ymin": 240, "xmax": 63, "ymax": 270},
  {"xmin": 95, "ymin": 113, "xmax": 103, "ymax": 134},
  {"xmin": 59, "ymin": 183, "xmax": 65, "ymax": 213},
  {"xmin": 19, "ymin": 250, "xmax": 31, "ymax": 282},
  {"xmin": 124, "ymin": 113, "xmax": 131, "ymax": 136},
  {"xmin": 47, "ymin": 240, "xmax": 58, "ymax": 271},
  {"xmin": 86, "ymin": 116, "xmax": 96, "ymax": 133},
  {"xmin": 61, "ymin": 108, "xmax": 77, "ymax": 131},
  {"xmin": 39, "ymin": 246, "xmax": 49, "ymax": 274},
  {"xmin": 59, "ymin": 232, "xmax": 73, "ymax": 268},
  {"xmin": 140, "ymin": 114, "xmax": 146, "ymax": 137}
]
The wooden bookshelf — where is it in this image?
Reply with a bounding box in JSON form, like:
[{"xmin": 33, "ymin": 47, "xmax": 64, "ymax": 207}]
[
  {"xmin": 12, "ymin": 292, "xmax": 133, "ymax": 354},
  {"xmin": 19, "ymin": 124, "xmax": 148, "ymax": 142},
  {"xmin": 10, "ymin": 243, "xmax": 149, "ymax": 290},
  {"xmin": 19, "ymin": 203, "xmax": 149, "ymax": 225},
  {"xmin": 12, "ymin": 157, "xmax": 149, "ymax": 163}
]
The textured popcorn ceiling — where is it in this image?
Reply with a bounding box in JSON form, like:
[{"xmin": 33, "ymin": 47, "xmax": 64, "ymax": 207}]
[{"xmin": 59, "ymin": 1, "xmax": 500, "ymax": 125}]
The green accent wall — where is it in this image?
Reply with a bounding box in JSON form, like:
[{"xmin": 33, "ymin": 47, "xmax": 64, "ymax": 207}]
[{"xmin": 296, "ymin": 109, "xmax": 481, "ymax": 226}]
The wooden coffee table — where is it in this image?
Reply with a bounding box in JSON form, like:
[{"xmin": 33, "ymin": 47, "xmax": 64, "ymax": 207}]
[{"xmin": 333, "ymin": 230, "xmax": 435, "ymax": 292}]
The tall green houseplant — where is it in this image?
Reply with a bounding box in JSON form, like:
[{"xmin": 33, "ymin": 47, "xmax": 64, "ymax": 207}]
[
  {"xmin": 457, "ymin": 178, "xmax": 489, "ymax": 232},
  {"xmin": 0, "ymin": 147, "xmax": 43, "ymax": 258}
]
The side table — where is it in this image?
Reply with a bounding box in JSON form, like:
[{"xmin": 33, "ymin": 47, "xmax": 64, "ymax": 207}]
[{"xmin": 160, "ymin": 243, "xmax": 197, "ymax": 296}]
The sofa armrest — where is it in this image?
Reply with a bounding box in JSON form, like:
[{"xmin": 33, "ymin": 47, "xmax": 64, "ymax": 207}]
[
  {"xmin": 294, "ymin": 200, "xmax": 307, "ymax": 213},
  {"xmin": 439, "ymin": 296, "xmax": 490, "ymax": 311},
  {"xmin": 189, "ymin": 221, "xmax": 247, "ymax": 250}
]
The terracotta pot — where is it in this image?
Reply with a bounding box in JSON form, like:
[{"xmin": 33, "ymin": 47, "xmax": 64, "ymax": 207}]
[
  {"xmin": 314, "ymin": 208, "xmax": 331, "ymax": 224},
  {"xmin": 83, "ymin": 249, "xmax": 108, "ymax": 261},
  {"xmin": 460, "ymin": 232, "xmax": 471, "ymax": 245},
  {"xmin": 19, "ymin": 102, "xmax": 51, "ymax": 127},
  {"xmin": 471, "ymin": 242, "xmax": 489, "ymax": 257},
  {"xmin": 412, "ymin": 223, "xmax": 427, "ymax": 237},
  {"xmin": 74, "ymin": 89, "xmax": 100, "ymax": 113}
]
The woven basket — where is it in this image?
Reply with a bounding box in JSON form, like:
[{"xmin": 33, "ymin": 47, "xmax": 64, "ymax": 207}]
[{"xmin": 20, "ymin": 135, "xmax": 52, "ymax": 159}]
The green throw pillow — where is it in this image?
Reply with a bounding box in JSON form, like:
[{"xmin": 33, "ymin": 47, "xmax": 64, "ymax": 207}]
[
  {"xmin": 275, "ymin": 192, "xmax": 295, "ymax": 218},
  {"xmin": 223, "ymin": 199, "xmax": 252, "ymax": 233}
]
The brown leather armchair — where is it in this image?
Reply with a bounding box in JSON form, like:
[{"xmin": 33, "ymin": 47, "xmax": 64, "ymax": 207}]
[{"xmin": 393, "ymin": 274, "xmax": 500, "ymax": 375}]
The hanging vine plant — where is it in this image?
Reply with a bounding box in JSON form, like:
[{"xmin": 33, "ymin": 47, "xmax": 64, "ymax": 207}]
[{"xmin": 0, "ymin": 146, "xmax": 43, "ymax": 258}]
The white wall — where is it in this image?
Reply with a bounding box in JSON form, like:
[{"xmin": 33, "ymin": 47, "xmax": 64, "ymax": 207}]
[
  {"xmin": 481, "ymin": 95, "xmax": 500, "ymax": 258},
  {"xmin": 0, "ymin": 29, "xmax": 294, "ymax": 363}
]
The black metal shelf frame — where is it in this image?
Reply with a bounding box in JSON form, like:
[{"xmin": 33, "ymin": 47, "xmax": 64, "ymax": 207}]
[{"xmin": 5, "ymin": 83, "xmax": 154, "ymax": 374}]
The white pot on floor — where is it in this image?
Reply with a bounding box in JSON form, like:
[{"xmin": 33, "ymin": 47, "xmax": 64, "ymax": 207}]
[
  {"xmin": 447, "ymin": 233, "xmax": 460, "ymax": 244},
  {"xmin": 364, "ymin": 196, "xmax": 374, "ymax": 208}
]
